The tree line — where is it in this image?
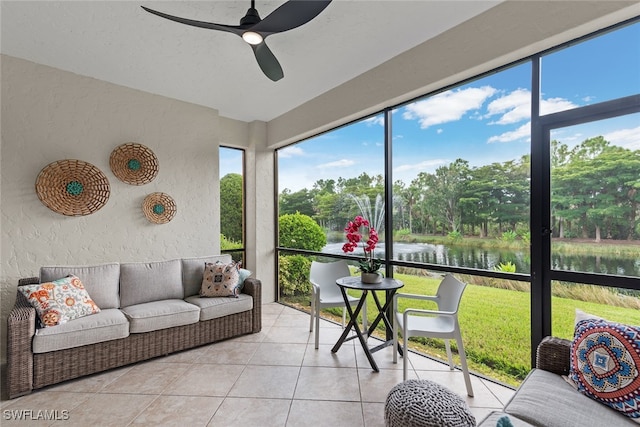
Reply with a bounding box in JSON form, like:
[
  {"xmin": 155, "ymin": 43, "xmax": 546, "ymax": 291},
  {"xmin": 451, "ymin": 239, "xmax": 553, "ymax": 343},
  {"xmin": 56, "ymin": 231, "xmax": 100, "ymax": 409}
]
[{"xmin": 277, "ymin": 136, "xmax": 639, "ymax": 242}]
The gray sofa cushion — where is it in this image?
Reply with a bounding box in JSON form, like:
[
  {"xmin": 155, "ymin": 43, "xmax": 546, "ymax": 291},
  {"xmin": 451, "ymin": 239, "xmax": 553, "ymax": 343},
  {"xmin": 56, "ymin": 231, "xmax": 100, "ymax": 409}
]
[
  {"xmin": 121, "ymin": 299, "xmax": 200, "ymax": 333},
  {"xmin": 32, "ymin": 308, "xmax": 129, "ymax": 353},
  {"xmin": 185, "ymin": 294, "xmax": 253, "ymax": 321},
  {"xmin": 40, "ymin": 263, "xmax": 120, "ymax": 309},
  {"xmin": 181, "ymin": 255, "xmax": 232, "ymax": 297},
  {"xmin": 504, "ymin": 369, "xmax": 636, "ymax": 426},
  {"xmin": 120, "ymin": 259, "xmax": 182, "ymax": 307}
]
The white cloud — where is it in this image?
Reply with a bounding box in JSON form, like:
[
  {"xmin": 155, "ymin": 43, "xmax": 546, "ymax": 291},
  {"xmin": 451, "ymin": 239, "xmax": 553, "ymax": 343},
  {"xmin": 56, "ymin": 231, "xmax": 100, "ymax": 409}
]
[
  {"xmin": 604, "ymin": 126, "xmax": 640, "ymax": 150},
  {"xmin": 485, "ymin": 89, "xmax": 579, "ymax": 125},
  {"xmin": 555, "ymin": 132, "xmax": 583, "ymax": 145},
  {"xmin": 278, "ymin": 146, "xmax": 305, "ymax": 158},
  {"xmin": 488, "ymin": 122, "xmax": 531, "ymax": 143},
  {"xmin": 394, "ymin": 159, "xmax": 448, "ymax": 173},
  {"xmin": 436, "ymin": 129, "xmax": 443, "ymax": 134},
  {"xmin": 317, "ymin": 159, "xmax": 355, "ymax": 169},
  {"xmin": 540, "ymin": 97, "xmax": 578, "ymax": 115},
  {"xmin": 402, "ymin": 86, "xmax": 497, "ymax": 129},
  {"xmin": 364, "ymin": 116, "xmax": 385, "ymax": 126},
  {"xmin": 486, "ymin": 88, "xmax": 530, "ymax": 124}
]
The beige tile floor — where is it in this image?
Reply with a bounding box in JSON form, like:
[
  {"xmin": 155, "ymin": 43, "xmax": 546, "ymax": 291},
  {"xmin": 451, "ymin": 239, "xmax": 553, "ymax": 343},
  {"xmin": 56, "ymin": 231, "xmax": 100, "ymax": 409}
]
[{"xmin": 1, "ymin": 303, "xmax": 515, "ymax": 426}]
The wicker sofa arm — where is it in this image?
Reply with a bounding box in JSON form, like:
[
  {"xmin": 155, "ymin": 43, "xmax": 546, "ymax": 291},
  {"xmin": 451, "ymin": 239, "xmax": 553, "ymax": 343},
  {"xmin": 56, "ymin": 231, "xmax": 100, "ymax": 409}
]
[
  {"xmin": 242, "ymin": 277, "xmax": 262, "ymax": 333},
  {"xmin": 7, "ymin": 277, "xmax": 39, "ymax": 399},
  {"xmin": 536, "ymin": 336, "xmax": 571, "ymax": 376}
]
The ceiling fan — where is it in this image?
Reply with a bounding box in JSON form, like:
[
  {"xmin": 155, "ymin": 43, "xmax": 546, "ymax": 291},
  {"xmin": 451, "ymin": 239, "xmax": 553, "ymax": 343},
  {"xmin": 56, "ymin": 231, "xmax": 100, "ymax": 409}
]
[{"xmin": 141, "ymin": 0, "xmax": 332, "ymax": 82}]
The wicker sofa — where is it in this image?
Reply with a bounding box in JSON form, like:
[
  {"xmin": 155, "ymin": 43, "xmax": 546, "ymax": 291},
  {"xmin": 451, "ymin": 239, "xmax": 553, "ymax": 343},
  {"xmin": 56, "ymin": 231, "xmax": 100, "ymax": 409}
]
[
  {"xmin": 6, "ymin": 255, "xmax": 262, "ymax": 399},
  {"xmin": 478, "ymin": 336, "xmax": 636, "ymax": 426}
]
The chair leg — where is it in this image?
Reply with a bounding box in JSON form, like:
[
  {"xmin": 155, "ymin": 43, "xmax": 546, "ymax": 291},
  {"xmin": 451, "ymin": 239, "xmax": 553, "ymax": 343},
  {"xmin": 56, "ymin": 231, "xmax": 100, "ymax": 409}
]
[
  {"xmin": 456, "ymin": 332, "xmax": 474, "ymax": 397},
  {"xmin": 402, "ymin": 332, "xmax": 409, "ymax": 381},
  {"xmin": 309, "ymin": 296, "xmax": 315, "ymax": 332},
  {"xmin": 392, "ymin": 316, "xmax": 398, "ymax": 364},
  {"xmin": 445, "ymin": 339, "xmax": 454, "ymax": 370},
  {"xmin": 341, "ymin": 307, "xmax": 346, "ymax": 328},
  {"xmin": 315, "ymin": 296, "xmax": 321, "ymax": 349}
]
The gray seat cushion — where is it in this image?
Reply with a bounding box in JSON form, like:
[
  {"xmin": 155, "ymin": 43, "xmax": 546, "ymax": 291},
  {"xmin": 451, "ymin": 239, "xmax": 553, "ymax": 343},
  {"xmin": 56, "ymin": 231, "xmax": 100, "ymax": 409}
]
[
  {"xmin": 121, "ymin": 299, "xmax": 200, "ymax": 333},
  {"xmin": 40, "ymin": 263, "xmax": 120, "ymax": 309},
  {"xmin": 181, "ymin": 255, "xmax": 232, "ymax": 297},
  {"xmin": 185, "ymin": 294, "xmax": 253, "ymax": 321},
  {"xmin": 120, "ymin": 259, "xmax": 182, "ymax": 307},
  {"xmin": 32, "ymin": 308, "xmax": 129, "ymax": 353},
  {"xmin": 504, "ymin": 369, "xmax": 636, "ymax": 426}
]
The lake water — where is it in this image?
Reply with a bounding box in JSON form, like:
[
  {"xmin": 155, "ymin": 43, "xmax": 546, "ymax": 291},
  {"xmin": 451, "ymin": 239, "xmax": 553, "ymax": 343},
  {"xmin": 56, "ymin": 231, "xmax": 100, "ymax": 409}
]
[{"xmin": 321, "ymin": 242, "xmax": 640, "ymax": 278}]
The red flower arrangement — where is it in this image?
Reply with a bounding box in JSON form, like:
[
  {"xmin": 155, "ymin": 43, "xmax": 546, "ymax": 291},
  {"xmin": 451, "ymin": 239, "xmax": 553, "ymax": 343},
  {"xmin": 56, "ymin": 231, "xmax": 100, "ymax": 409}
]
[{"xmin": 342, "ymin": 215, "xmax": 382, "ymax": 273}]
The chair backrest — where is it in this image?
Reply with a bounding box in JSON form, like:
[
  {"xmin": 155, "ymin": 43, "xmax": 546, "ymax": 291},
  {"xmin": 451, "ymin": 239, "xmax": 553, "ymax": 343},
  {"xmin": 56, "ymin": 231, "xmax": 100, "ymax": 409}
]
[
  {"xmin": 310, "ymin": 260, "xmax": 350, "ymax": 299},
  {"xmin": 435, "ymin": 274, "xmax": 467, "ymax": 313}
]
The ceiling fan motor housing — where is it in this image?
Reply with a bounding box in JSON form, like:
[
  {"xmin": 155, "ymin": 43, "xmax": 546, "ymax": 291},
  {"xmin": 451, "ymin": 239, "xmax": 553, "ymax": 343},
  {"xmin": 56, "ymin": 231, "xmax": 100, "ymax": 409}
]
[{"xmin": 240, "ymin": 8, "xmax": 261, "ymax": 26}]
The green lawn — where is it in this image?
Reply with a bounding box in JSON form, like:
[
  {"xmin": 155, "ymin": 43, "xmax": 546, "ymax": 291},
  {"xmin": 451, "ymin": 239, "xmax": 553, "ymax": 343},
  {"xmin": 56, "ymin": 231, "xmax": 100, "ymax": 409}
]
[{"xmin": 312, "ymin": 272, "xmax": 640, "ymax": 386}]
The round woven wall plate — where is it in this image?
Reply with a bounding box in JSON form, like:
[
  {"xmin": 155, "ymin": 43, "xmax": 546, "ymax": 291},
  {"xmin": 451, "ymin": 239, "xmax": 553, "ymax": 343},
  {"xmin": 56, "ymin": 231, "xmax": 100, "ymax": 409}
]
[
  {"xmin": 35, "ymin": 159, "xmax": 111, "ymax": 216},
  {"xmin": 143, "ymin": 192, "xmax": 176, "ymax": 224},
  {"xmin": 110, "ymin": 143, "xmax": 158, "ymax": 185}
]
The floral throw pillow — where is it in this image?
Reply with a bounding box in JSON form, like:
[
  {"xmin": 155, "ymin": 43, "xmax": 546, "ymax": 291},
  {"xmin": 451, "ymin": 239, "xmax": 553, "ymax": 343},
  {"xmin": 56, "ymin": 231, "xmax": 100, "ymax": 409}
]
[
  {"xmin": 200, "ymin": 261, "xmax": 240, "ymax": 298},
  {"xmin": 18, "ymin": 275, "xmax": 101, "ymax": 327},
  {"xmin": 569, "ymin": 318, "xmax": 640, "ymax": 423}
]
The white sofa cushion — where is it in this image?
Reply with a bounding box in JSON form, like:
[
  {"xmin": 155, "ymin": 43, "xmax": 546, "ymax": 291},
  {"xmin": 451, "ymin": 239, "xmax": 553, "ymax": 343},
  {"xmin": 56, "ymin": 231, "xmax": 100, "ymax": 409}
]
[
  {"xmin": 32, "ymin": 308, "xmax": 129, "ymax": 353},
  {"xmin": 40, "ymin": 263, "xmax": 120, "ymax": 309},
  {"xmin": 185, "ymin": 294, "xmax": 253, "ymax": 321},
  {"xmin": 119, "ymin": 259, "xmax": 182, "ymax": 307},
  {"xmin": 121, "ymin": 299, "xmax": 200, "ymax": 333},
  {"xmin": 181, "ymin": 255, "xmax": 232, "ymax": 297}
]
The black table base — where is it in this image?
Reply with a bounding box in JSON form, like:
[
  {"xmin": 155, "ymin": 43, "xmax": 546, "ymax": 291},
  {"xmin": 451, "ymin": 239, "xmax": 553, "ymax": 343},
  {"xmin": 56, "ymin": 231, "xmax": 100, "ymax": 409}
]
[{"xmin": 331, "ymin": 277, "xmax": 403, "ymax": 372}]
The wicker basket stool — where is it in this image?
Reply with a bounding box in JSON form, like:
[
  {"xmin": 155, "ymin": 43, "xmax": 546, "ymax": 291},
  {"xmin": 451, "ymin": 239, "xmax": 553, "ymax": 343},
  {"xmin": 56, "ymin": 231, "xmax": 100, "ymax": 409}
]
[{"xmin": 385, "ymin": 379, "xmax": 476, "ymax": 427}]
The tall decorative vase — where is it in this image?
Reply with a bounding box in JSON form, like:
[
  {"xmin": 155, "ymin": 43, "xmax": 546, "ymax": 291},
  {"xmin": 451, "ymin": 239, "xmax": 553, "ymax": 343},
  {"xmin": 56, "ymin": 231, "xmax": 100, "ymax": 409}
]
[{"xmin": 361, "ymin": 272, "xmax": 383, "ymax": 284}]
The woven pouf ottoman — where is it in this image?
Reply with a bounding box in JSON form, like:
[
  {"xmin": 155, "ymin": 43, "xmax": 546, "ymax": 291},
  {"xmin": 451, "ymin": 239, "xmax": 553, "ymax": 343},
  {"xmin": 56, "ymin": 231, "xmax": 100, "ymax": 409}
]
[{"xmin": 385, "ymin": 379, "xmax": 476, "ymax": 427}]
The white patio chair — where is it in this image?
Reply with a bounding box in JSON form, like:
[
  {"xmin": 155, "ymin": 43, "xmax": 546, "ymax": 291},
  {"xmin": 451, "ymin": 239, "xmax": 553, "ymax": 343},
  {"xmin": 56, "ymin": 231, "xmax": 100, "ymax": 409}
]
[
  {"xmin": 309, "ymin": 260, "xmax": 367, "ymax": 349},
  {"xmin": 392, "ymin": 274, "xmax": 474, "ymax": 397}
]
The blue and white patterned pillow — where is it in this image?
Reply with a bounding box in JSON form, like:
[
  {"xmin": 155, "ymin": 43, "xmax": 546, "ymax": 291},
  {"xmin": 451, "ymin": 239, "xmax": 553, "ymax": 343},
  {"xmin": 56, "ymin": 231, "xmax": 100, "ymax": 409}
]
[
  {"xmin": 569, "ymin": 318, "xmax": 640, "ymax": 423},
  {"xmin": 236, "ymin": 268, "xmax": 252, "ymax": 293}
]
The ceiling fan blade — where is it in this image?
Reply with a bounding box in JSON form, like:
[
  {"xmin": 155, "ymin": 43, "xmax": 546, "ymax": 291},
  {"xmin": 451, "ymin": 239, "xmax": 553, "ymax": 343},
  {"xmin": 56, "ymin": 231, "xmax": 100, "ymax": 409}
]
[
  {"xmin": 252, "ymin": 0, "xmax": 331, "ymax": 35},
  {"xmin": 251, "ymin": 42, "xmax": 284, "ymax": 81},
  {"xmin": 141, "ymin": 6, "xmax": 244, "ymax": 36}
]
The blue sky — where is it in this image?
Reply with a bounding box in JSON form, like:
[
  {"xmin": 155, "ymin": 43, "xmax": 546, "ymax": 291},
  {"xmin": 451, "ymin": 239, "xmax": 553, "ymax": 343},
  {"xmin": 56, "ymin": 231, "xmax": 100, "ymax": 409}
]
[{"xmin": 224, "ymin": 22, "xmax": 639, "ymax": 192}]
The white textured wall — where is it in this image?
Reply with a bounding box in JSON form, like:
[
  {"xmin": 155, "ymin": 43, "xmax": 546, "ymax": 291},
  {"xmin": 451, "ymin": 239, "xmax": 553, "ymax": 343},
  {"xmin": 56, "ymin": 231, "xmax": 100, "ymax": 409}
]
[{"xmin": 0, "ymin": 55, "xmax": 266, "ymax": 364}]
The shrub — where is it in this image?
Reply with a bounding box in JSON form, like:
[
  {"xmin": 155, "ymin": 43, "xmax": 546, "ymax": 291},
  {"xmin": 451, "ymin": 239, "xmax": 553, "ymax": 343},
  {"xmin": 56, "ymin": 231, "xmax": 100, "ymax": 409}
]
[
  {"xmin": 220, "ymin": 234, "xmax": 242, "ymax": 250},
  {"xmin": 520, "ymin": 231, "xmax": 531, "ymax": 245},
  {"xmin": 279, "ymin": 255, "xmax": 311, "ymax": 296},
  {"xmin": 500, "ymin": 230, "xmax": 518, "ymax": 243},
  {"xmin": 279, "ymin": 212, "xmax": 327, "ymax": 251},
  {"xmin": 447, "ymin": 231, "xmax": 463, "ymax": 242},
  {"xmin": 494, "ymin": 261, "xmax": 517, "ymax": 273},
  {"xmin": 395, "ymin": 228, "xmax": 411, "ymax": 240}
]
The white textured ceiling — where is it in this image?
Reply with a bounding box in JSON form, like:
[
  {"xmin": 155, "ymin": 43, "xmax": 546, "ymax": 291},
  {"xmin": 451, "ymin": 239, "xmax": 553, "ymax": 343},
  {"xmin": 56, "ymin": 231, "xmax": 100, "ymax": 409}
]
[{"xmin": 1, "ymin": 1, "xmax": 501, "ymax": 122}]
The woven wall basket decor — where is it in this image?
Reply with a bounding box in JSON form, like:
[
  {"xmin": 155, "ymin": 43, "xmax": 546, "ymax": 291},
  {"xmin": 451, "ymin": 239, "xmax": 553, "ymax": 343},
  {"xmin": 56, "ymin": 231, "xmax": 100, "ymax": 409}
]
[
  {"xmin": 142, "ymin": 192, "xmax": 176, "ymax": 224},
  {"xmin": 110, "ymin": 142, "xmax": 158, "ymax": 185},
  {"xmin": 35, "ymin": 159, "xmax": 111, "ymax": 216}
]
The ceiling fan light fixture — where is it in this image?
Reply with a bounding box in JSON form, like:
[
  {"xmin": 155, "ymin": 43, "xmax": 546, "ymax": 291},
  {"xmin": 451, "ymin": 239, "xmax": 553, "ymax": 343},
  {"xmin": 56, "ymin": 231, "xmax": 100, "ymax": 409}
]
[{"xmin": 242, "ymin": 31, "xmax": 263, "ymax": 45}]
